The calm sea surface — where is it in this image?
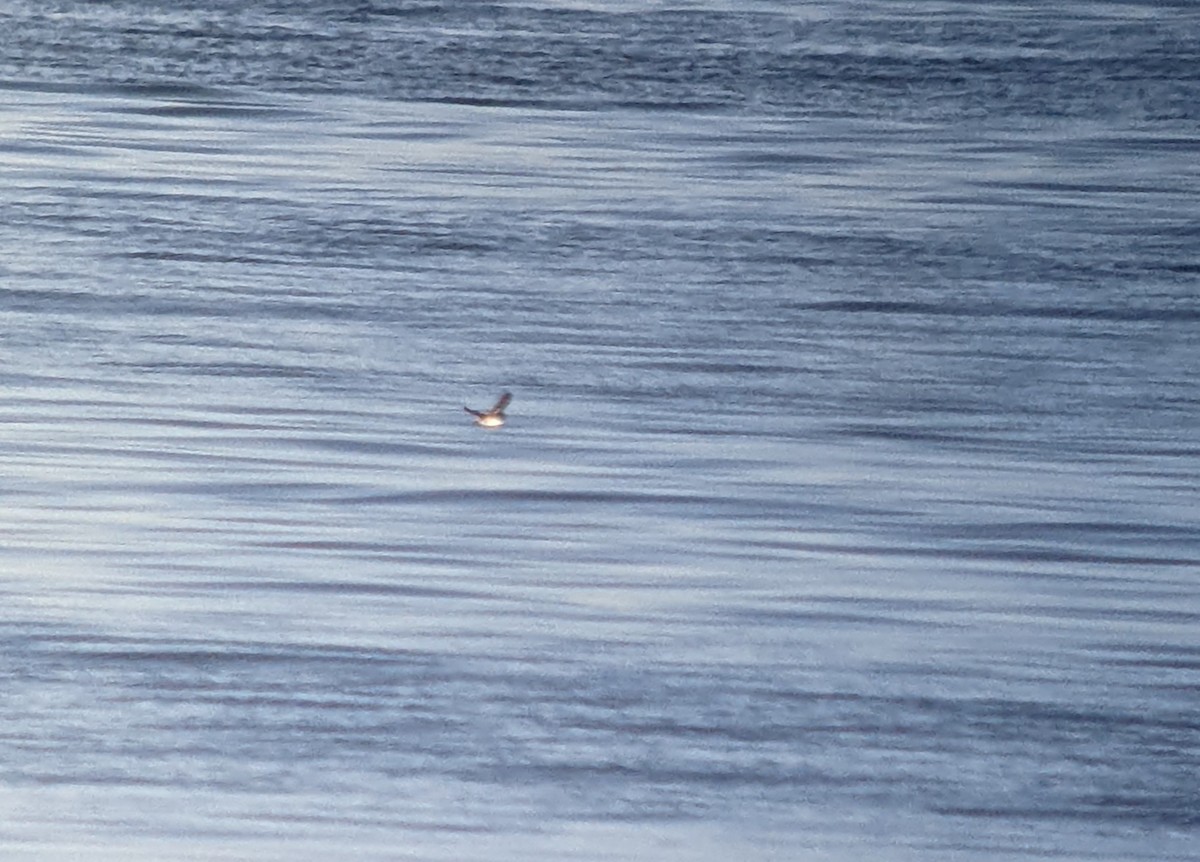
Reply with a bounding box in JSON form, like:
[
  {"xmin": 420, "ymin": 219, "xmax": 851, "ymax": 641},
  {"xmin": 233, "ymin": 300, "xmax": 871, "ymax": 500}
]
[{"xmin": 2, "ymin": 2, "xmax": 1199, "ymax": 859}]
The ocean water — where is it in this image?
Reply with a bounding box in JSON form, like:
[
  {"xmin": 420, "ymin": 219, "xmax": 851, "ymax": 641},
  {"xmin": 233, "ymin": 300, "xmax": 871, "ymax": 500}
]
[{"xmin": 2, "ymin": 1, "xmax": 1199, "ymax": 859}]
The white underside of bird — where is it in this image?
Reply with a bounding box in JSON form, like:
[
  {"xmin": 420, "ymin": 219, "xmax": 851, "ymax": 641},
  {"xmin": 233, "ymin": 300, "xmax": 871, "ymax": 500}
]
[{"xmin": 465, "ymin": 392, "xmax": 512, "ymax": 427}]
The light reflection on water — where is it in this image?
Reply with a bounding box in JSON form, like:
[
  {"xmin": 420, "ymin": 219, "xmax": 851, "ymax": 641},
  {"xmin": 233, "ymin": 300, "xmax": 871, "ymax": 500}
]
[{"xmin": 3, "ymin": 6, "xmax": 1200, "ymax": 857}]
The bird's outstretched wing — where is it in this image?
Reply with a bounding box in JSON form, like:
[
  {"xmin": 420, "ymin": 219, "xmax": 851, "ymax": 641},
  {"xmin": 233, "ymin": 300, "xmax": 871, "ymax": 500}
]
[{"xmin": 490, "ymin": 392, "xmax": 512, "ymax": 413}]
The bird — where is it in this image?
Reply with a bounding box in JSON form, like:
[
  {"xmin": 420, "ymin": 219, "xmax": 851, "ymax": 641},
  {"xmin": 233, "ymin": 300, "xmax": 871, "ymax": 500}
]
[{"xmin": 464, "ymin": 392, "xmax": 512, "ymax": 428}]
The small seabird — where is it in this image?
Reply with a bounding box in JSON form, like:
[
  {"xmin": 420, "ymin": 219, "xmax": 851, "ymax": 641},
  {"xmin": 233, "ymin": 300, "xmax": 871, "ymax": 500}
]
[{"xmin": 464, "ymin": 392, "xmax": 512, "ymax": 428}]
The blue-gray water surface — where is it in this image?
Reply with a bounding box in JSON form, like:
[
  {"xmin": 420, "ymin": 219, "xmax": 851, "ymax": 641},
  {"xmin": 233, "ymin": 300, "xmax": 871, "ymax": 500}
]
[{"xmin": 2, "ymin": 2, "xmax": 1199, "ymax": 859}]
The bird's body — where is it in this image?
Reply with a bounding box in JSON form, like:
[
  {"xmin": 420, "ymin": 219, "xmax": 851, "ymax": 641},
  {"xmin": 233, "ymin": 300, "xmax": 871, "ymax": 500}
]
[{"xmin": 465, "ymin": 392, "xmax": 512, "ymax": 427}]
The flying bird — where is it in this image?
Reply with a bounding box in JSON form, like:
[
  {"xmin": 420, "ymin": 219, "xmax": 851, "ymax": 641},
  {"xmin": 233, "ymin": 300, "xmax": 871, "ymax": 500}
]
[{"xmin": 464, "ymin": 392, "xmax": 512, "ymax": 428}]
